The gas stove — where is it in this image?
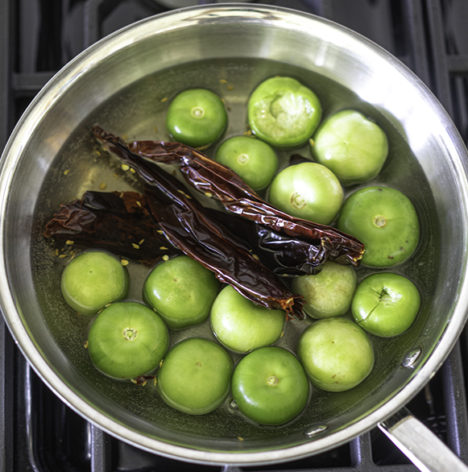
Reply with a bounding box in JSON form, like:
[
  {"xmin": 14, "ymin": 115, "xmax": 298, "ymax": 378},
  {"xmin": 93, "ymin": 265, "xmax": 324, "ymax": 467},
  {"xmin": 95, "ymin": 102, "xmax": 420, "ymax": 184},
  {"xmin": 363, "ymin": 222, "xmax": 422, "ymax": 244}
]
[{"xmin": 1, "ymin": 1, "xmax": 468, "ymax": 471}]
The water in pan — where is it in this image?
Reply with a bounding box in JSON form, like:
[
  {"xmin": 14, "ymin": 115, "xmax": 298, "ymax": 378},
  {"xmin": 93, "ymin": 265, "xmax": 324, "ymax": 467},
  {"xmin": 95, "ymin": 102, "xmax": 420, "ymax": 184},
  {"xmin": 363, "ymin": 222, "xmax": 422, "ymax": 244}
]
[{"xmin": 30, "ymin": 57, "xmax": 438, "ymax": 451}]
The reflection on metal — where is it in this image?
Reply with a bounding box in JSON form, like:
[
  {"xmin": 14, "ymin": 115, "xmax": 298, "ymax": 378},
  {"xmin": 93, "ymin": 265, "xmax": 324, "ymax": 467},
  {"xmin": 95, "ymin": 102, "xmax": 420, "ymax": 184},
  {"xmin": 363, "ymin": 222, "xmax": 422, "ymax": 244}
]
[
  {"xmin": 305, "ymin": 424, "xmax": 328, "ymax": 438},
  {"xmin": 402, "ymin": 348, "xmax": 422, "ymax": 369}
]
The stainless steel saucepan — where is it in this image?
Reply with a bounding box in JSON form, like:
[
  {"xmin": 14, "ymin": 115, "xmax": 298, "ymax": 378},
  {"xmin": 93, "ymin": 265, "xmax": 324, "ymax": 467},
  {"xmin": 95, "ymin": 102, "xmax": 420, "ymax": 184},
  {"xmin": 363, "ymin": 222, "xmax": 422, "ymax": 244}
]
[{"xmin": 1, "ymin": 5, "xmax": 468, "ymax": 470}]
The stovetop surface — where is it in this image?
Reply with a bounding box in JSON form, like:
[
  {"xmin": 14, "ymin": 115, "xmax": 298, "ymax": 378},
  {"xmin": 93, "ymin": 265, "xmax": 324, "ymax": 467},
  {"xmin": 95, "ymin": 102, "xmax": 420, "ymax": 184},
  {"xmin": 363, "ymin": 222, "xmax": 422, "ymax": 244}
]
[{"xmin": 1, "ymin": 1, "xmax": 468, "ymax": 471}]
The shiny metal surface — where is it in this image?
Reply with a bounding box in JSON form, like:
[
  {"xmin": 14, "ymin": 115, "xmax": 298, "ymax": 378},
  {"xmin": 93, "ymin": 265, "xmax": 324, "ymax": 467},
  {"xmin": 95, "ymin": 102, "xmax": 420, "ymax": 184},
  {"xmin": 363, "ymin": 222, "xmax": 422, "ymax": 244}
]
[
  {"xmin": 1, "ymin": 5, "xmax": 468, "ymax": 466},
  {"xmin": 379, "ymin": 409, "xmax": 468, "ymax": 471}
]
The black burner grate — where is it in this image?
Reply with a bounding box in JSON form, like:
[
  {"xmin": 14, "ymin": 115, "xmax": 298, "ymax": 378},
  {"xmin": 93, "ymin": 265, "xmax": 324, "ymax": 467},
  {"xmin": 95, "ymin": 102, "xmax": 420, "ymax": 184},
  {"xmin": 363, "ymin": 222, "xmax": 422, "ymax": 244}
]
[{"xmin": 1, "ymin": 1, "xmax": 468, "ymax": 471}]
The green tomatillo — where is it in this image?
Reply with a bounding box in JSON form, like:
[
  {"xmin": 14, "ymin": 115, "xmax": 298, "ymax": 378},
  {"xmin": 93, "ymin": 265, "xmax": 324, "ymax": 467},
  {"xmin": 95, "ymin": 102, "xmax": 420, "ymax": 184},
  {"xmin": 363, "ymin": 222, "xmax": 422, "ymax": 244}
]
[
  {"xmin": 210, "ymin": 285, "xmax": 285, "ymax": 353},
  {"xmin": 337, "ymin": 186, "xmax": 419, "ymax": 267},
  {"xmin": 352, "ymin": 272, "xmax": 421, "ymax": 337},
  {"xmin": 157, "ymin": 338, "xmax": 233, "ymax": 415},
  {"xmin": 166, "ymin": 88, "xmax": 227, "ymax": 147},
  {"xmin": 312, "ymin": 109, "xmax": 388, "ymax": 185},
  {"xmin": 248, "ymin": 76, "xmax": 322, "ymax": 148},
  {"xmin": 269, "ymin": 162, "xmax": 343, "ymax": 224},
  {"xmin": 61, "ymin": 250, "xmax": 128, "ymax": 315},
  {"xmin": 292, "ymin": 262, "xmax": 357, "ymax": 318},
  {"xmin": 231, "ymin": 346, "xmax": 309, "ymax": 425},
  {"xmin": 143, "ymin": 255, "xmax": 219, "ymax": 329},
  {"xmin": 298, "ymin": 317, "xmax": 374, "ymax": 392},
  {"xmin": 215, "ymin": 136, "xmax": 278, "ymax": 191},
  {"xmin": 87, "ymin": 302, "xmax": 169, "ymax": 380}
]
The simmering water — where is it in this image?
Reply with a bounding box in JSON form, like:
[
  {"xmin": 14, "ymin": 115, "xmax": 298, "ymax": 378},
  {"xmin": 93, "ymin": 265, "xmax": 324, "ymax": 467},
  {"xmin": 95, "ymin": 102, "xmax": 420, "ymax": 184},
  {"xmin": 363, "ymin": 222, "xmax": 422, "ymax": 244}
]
[{"xmin": 31, "ymin": 58, "xmax": 438, "ymax": 445}]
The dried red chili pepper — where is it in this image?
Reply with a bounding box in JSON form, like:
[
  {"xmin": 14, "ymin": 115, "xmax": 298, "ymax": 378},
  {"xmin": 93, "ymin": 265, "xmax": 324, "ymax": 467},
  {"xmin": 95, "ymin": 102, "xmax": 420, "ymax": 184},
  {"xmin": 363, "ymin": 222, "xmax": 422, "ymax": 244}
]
[
  {"xmin": 43, "ymin": 190, "xmax": 178, "ymax": 265},
  {"xmin": 45, "ymin": 188, "xmax": 319, "ymax": 277},
  {"xmin": 91, "ymin": 131, "xmax": 303, "ymax": 318},
  {"xmin": 92, "ymin": 127, "xmax": 364, "ymax": 267},
  {"xmin": 208, "ymin": 209, "xmax": 327, "ymax": 276}
]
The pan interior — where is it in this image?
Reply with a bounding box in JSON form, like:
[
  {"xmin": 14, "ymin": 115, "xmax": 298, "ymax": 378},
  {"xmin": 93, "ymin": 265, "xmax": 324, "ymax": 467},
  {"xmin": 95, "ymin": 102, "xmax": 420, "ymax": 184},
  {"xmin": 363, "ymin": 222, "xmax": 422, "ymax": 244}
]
[{"xmin": 29, "ymin": 57, "xmax": 439, "ymax": 451}]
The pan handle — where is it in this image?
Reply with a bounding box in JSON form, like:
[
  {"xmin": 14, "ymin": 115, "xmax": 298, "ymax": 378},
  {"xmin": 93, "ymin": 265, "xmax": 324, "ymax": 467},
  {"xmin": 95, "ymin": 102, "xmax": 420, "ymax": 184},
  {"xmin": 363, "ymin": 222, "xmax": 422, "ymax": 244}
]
[{"xmin": 379, "ymin": 407, "xmax": 468, "ymax": 472}]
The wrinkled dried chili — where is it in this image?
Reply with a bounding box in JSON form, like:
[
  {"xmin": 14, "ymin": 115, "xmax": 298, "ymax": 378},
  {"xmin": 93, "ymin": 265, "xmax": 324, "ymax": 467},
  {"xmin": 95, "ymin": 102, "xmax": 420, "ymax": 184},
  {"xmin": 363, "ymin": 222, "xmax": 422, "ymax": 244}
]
[
  {"xmin": 92, "ymin": 127, "xmax": 364, "ymax": 268},
  {"xmin": 207, "ymin": 209, "xmax": 327, "ymax": 276},
  {"xmin": 43, "ymin": 190, "xmax": 178, "ymax": 265},
  {"xmin": 91, "ymin": 132, "xmax": 303, "ymax": 318},
  {"xmin": 45, "ymin": 188, "xmax": 320, "ymax": 277}
]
